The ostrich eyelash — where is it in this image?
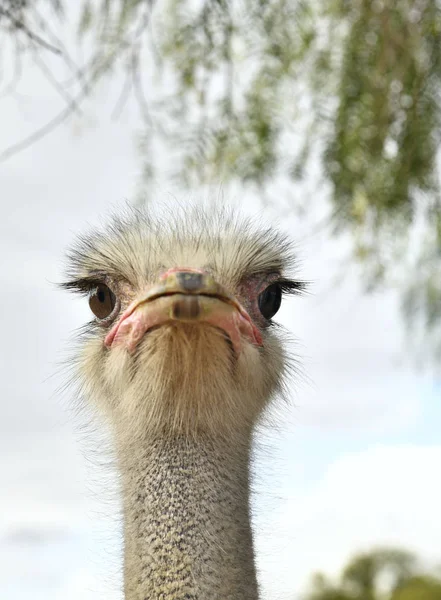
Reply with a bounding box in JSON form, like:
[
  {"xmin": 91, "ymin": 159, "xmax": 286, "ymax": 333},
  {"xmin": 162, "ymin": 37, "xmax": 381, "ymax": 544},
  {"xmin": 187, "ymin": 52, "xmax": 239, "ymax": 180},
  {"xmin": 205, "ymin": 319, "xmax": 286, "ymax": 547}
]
[
  {"xmin": 276, "ymin": 278, "xmax": 307, "ymax": 296},
  {"xmin": 61, "ymin": 277, "xmax": 108, "ymax": 296}
]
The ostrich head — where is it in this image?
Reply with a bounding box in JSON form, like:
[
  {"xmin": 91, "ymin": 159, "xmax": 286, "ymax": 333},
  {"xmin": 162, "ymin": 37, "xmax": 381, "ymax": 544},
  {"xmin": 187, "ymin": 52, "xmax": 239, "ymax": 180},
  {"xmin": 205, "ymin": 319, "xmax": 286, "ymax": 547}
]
[{"xmin": 64, "ymin": 206, "xmax": 303, "ymax": 599}]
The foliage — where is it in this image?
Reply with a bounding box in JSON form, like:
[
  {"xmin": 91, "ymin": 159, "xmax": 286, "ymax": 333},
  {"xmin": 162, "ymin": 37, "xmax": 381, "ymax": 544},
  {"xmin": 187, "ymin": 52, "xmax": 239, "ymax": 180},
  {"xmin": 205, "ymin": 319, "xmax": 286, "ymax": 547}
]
[
  {"xmin": 304, "ymin": 548, "xmax": 441, "ymax": 600},
  {"xmin": 393, "ymin": 576, "xmax": 441, "ymax": 600}
]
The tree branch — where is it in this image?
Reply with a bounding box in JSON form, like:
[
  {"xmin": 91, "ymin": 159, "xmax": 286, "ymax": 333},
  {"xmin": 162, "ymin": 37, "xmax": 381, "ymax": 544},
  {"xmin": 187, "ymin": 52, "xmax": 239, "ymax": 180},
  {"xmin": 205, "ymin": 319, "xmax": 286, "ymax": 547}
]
[
  {"xmin": 0, "ymin": 6, "xmax": 61, "ymax": 54},
  {"xmin": 0, "ymin": 100, "xmax": 75, "ymax": 162}
]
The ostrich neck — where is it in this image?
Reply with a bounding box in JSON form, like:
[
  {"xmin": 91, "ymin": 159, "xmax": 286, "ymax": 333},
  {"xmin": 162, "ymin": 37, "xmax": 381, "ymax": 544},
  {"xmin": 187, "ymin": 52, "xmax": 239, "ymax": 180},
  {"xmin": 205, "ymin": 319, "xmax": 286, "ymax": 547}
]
[{"xmin": 118, "ymin": 430, "xmax": 259, "ymax": 600}]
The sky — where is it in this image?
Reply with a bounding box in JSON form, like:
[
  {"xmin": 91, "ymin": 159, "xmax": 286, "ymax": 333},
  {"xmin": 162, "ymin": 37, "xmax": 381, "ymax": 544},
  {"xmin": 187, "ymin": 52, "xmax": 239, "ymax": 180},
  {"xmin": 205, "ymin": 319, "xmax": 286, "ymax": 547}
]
[{"xmin": 0, "ymin": 9, "xmax": 440, "ymax": 600}]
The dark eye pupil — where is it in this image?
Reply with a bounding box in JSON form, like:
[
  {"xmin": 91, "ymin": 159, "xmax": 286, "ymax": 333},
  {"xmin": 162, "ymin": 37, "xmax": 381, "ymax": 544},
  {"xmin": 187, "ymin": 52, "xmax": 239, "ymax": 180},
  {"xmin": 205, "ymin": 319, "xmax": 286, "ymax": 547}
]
[
  {"xmin": 258, "ymin": 284, "xmax": 282, "ymax": 319},
  {"xmin": 97, "ymin": 289, "xmax": 106, "ymax": 303}
]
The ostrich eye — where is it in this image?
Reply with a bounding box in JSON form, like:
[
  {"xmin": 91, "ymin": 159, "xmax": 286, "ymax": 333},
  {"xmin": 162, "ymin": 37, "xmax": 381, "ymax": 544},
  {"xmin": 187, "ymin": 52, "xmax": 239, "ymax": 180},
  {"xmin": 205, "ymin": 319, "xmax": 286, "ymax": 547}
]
[
  {"xmin": 258, "ymin": 283, "xmax": 282, "ymax": 319},
  {"xmin": 89, "ymin": 284, "xmax": 116, "ymax": 319}
]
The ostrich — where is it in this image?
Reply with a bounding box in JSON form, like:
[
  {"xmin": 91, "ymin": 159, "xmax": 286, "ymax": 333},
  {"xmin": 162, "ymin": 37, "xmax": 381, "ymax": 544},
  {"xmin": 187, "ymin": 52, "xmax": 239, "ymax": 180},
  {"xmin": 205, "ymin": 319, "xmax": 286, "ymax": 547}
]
[{"xmin": 63, "ymin": 206, "xmax": 304, "ymax": 600}]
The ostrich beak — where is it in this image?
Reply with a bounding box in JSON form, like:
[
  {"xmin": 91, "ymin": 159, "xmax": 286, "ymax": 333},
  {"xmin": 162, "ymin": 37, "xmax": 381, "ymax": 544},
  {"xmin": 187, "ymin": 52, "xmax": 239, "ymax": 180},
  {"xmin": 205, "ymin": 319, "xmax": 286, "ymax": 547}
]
[{"xmin": 104, "ymin": 269, "xmax": 263, "ymax": 355}]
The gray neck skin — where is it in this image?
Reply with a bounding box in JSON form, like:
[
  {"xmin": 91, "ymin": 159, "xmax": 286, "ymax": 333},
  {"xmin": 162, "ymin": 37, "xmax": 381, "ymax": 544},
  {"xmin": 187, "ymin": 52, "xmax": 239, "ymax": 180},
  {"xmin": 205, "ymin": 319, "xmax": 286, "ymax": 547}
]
[{"xmin": 118, "ymin": 432, "xmax": 259, "ymax": 600}]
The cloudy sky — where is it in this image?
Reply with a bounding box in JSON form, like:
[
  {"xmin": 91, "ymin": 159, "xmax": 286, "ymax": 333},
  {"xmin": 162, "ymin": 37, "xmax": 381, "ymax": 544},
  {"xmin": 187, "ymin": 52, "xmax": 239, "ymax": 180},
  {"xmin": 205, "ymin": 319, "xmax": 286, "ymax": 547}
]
[{"xmin": 1, "ymin": 10, "xmax": 440, "ymax": 600}]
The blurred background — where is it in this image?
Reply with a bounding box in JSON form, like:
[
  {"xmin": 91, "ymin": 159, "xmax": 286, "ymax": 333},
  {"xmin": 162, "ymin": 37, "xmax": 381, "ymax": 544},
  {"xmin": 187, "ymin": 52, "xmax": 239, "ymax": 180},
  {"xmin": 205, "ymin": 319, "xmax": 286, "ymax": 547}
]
[{"xmin": 1, "ymin": 1, "xmax": 440, "ymax": 599}]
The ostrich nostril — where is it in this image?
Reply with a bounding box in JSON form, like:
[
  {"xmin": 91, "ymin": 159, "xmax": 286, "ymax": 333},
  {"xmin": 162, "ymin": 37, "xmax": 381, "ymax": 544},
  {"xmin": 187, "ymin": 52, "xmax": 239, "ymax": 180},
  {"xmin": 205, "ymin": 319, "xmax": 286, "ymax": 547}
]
[
  {"xmin": 172, "ymin": 295, "xmax": 201, "ymax": 319},
  {"xmin": 176, "ymin": 271, "xmax": 204, "ymax": 292}
]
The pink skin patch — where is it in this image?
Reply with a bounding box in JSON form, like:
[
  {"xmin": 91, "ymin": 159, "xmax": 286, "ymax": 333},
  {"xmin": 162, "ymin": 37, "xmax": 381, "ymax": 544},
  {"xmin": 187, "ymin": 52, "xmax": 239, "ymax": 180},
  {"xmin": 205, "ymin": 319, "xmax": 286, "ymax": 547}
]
[
  {"xmin": 159, "ymin": 267, "xmax": 205, "ymax": 279},
  {"xmin": 104, "ymin": 269, "xmax": 263, "ymax": 355}
]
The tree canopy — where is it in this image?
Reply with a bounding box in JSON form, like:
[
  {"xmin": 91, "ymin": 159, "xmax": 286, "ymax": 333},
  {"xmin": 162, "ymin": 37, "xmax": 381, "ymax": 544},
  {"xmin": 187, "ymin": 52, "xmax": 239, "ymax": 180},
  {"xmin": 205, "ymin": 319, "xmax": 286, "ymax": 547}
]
[{"xmin": 305, "ymin": 548, "xmax": 441, "ymax": 600}]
